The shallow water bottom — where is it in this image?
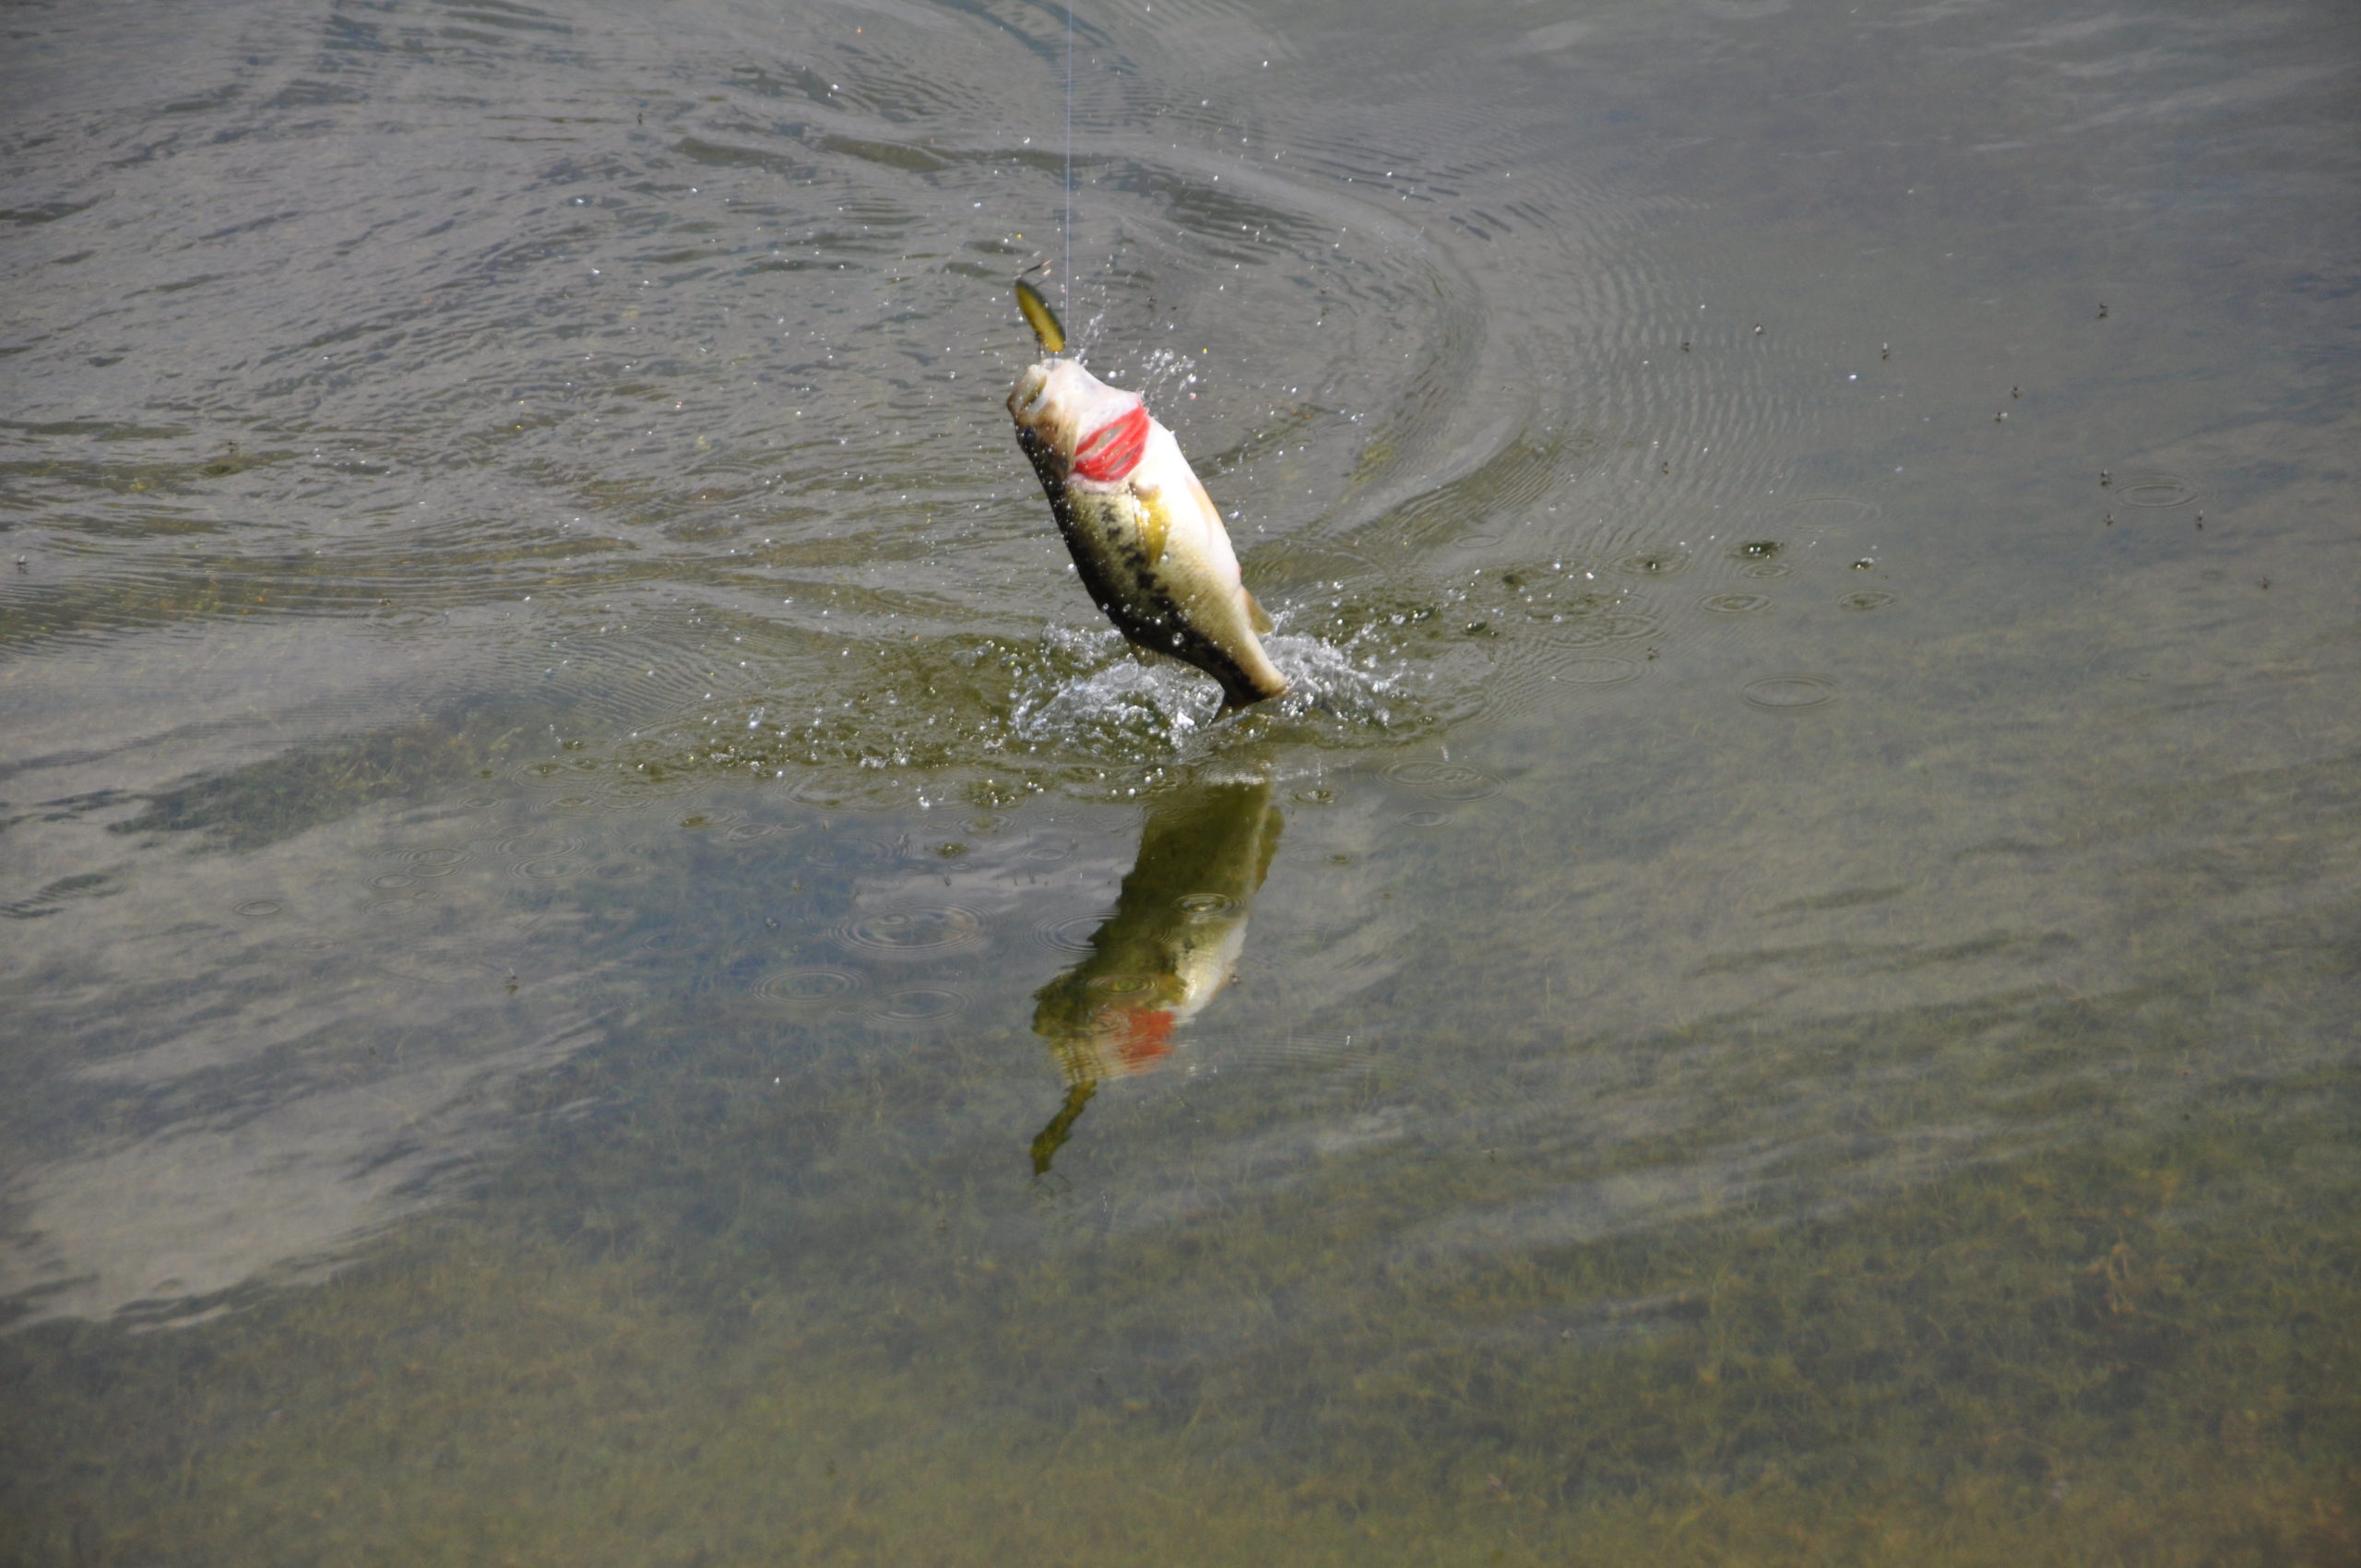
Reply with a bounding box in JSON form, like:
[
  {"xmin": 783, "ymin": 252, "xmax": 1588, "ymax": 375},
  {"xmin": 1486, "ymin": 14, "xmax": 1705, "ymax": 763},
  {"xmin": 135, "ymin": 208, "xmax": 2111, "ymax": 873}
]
[{"xmin": 6, "ymin": 998, "xmax": 2353, "ymax": 1567}]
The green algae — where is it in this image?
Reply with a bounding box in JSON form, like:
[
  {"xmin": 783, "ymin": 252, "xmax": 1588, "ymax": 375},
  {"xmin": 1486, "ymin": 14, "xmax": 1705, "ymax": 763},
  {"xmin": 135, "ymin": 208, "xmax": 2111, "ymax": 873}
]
[{"xmin": 2, "ymin": 1149, "xmax": 2349, "ymax": 1565}]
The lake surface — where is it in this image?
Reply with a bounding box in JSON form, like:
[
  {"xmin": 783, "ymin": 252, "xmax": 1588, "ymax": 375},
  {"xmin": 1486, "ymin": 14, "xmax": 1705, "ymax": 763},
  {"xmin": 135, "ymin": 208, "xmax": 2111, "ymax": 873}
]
[{"xmin": 3, "ymin": 0, "xmax": 2356, "ymax": 1561}]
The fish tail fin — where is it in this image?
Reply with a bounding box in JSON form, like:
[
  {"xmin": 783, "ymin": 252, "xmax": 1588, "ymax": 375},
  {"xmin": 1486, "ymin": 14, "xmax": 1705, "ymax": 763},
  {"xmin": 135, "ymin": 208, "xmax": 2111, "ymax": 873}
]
[{"xmin": 1214, "ymin": 678, "xmax": 1287, "ymax": 721}]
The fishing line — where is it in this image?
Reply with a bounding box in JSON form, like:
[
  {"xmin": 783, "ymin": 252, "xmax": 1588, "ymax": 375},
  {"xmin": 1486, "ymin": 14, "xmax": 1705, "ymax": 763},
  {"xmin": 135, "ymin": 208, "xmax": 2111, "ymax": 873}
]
[{"xmin": 1062, "ymin": 0, "xmax": 1074, "ymax": 319}]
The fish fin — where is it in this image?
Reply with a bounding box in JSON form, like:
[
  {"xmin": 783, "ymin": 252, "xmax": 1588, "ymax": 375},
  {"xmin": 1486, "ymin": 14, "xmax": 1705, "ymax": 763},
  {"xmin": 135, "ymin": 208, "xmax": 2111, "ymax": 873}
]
[
  {"xmin": 1029, "ymin": 1077, "xmax": 1097, "ymax": 1177},
  {"xmin": 1243, "ymin": 588, "xmax": 1274, "ymax": 635},
  {"xmin": 1182, "ymin": 469, "xmax": 1226, "ymax": 534},
  {"xmin": 1137, "ymin": 493, "xmax": 1170, "ymax": 567},
  {"xmin": 1252, "ymin": 804, "xmax": 1283, "ymax": 890}
]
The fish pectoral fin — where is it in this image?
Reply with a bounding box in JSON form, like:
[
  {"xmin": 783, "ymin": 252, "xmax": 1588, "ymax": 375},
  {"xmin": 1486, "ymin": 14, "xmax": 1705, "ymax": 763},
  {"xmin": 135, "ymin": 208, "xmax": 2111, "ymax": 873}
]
[
  {"xmin": 1243, "ymin": 587, "xmax": 1274, "ymax": 636},
  {"xmin": 1136, "ymin": 493, "xmax": 1171, "ymax": 566}
]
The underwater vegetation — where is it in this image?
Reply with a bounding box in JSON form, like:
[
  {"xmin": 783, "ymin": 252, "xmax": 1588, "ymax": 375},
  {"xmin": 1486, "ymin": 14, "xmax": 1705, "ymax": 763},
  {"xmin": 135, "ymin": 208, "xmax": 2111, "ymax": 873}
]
[{"xmin": 2, "ymin": 984, "xmax": 2351, "ymax": 1568}]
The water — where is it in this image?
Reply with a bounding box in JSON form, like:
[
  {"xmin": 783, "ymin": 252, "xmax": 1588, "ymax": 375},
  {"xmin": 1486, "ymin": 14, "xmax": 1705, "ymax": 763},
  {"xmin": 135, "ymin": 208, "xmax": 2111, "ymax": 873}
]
[{"xmin": 4, "ymin": 0, "xmax": 2356, "ymax": 1560}]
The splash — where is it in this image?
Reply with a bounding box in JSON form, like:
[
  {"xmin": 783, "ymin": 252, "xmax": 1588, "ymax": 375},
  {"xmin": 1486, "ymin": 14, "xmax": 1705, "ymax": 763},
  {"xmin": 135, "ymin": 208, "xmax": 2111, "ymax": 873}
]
[
  {"xmin": 600, "ymin": 584, "xmax": 1501, "ymax": 807},
  {"xmin": 1008, "ymin": 618, "xmax": 1415, "ymax": 761}
]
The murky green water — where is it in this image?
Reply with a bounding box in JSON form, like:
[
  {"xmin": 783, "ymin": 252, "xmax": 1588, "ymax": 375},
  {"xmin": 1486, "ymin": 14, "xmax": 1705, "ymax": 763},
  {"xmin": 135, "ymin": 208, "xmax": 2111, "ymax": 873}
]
[{"xmin": 4, "ymin": 0, "xmax": 2356, "ymax": 1561}]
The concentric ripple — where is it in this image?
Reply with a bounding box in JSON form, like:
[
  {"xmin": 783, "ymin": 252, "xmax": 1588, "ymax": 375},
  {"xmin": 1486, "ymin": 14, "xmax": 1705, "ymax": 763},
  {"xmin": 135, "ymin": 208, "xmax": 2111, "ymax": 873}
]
[
  {"xmin": 1382, "ymin": 760, "xmax": 1502, "ymax": 801},
  {"xmin": 835, "ymin": 905, "xmax": 985, "ymax": 956},
  {"xmin": 1037, "ymin": 911, "xmax": 1112, "ymax": 954},
  {"xmin": 1741, "ymin": 674, "xmax": 1839, "ymax": 711},
  {"xmin": 864, "ymin": 986, "xmax": 970, "ymax": 1025},
  {"xmin": 757, "ymin": 967, "xmax": 865, "ymax": 1006},
  {"xmin": 2117, "ymin": 472, "xmax": 2198, "ymax": 507}
]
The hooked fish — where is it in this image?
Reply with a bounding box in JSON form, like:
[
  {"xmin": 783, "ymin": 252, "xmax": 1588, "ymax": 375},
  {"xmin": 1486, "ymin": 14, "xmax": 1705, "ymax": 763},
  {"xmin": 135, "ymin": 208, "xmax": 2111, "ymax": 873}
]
[
  {"xmin": 1028, "ymin": 778, "xmax": 1282, "ymax": 1173},
  {"xmin": 1008, "ymin": 279, "xmax": 1288, "ymax": 716}
]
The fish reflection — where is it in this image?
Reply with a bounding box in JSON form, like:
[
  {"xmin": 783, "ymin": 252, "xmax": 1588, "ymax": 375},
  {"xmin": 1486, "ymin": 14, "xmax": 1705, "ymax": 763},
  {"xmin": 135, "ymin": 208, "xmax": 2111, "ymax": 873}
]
[{"xmin": 1028, "ymin": 779, "xmax": 1283, "ymax": 1174}]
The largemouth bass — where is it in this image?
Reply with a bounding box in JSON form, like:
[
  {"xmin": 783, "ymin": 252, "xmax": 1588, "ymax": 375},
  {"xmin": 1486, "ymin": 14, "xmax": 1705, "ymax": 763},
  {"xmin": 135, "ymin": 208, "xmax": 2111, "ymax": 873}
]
[
  {"xmin": 1008, "ymin": 282, "xmax": 1287, "ymax": 716},
  {"xmin": 1027, "ymin": 778, "xmax": 1282, "ymax": 1173}
]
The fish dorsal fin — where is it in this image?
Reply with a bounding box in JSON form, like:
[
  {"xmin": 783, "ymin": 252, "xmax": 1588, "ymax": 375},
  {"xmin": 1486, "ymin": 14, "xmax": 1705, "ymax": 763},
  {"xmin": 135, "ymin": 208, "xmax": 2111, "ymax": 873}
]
[{"xmin": 1242, "ymin": 587, "xmax": 1274, "ymax": 635}]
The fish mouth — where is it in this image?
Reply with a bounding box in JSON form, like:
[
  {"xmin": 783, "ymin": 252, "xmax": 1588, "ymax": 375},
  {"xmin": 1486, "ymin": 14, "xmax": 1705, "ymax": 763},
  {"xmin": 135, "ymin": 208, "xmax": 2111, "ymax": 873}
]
[
  {"xmin": 1008, "ymin": 359, "xmax": 1150, "ymax": 480},
  {"xmin": 1011, "ymin": 361, "xmax": 1053, "ymax": 413}
]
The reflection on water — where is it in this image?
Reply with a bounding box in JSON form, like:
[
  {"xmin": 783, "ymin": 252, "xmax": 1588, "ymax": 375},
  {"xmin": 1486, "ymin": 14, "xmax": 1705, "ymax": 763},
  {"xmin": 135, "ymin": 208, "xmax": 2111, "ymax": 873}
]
[
  {"xmin": 1029, "ymin": 777, "xmax": 1281, "ymax": 1172},
  {"xmin": 4, "ymin": 0, "xmax": 2359, "ymax": 1559}
]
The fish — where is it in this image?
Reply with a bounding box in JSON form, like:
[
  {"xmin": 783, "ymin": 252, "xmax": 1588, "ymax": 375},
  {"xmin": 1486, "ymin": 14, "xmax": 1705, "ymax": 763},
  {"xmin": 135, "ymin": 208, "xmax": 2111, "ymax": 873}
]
[
  {"xmin": 1027, "ymin": 778, "xmax": 1282, "ymax": 1173},
  {"xmin": 1008, "ymin": 281, "xmax": 1288, "ymax": 717}
]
